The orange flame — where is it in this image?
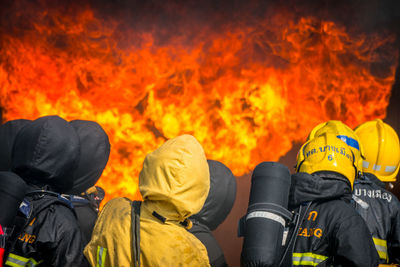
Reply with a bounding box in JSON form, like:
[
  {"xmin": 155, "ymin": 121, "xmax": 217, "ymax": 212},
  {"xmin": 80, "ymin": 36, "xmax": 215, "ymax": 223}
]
[{"xmin": 0, "ymin": 3, "xmax": 398, "ymax": 202}]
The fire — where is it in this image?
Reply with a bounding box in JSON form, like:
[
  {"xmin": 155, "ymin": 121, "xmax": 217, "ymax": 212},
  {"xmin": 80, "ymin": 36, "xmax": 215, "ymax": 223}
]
[{"xmin": 0, "ymin": 2, "xmax": 397, "ymax": 202}]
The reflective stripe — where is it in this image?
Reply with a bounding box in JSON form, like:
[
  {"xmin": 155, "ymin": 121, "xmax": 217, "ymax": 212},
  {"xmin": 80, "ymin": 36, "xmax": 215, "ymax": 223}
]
[
  {"xmin": 373, "ymin": 164, "xmax": 381, "ymax": 171},
  {"xmin": 246, "ymin": 211, "xmax": 285, "ymax": 227},
  {"xmin": 385, "ymin": 166, "xmax": 396, "ymax": 172},
  {"xmin": 363, "ymin": 161, "xmax": 370, "ymax": 169},
  {"xmin": 5, "ymin": 253, "xmax": 43, "ymax": 267},
  {"xmin": 293, "ymin": 252, "xmax": 328, "ymax": 266},
  {"xmin": 373, "ymin": 237, "xmax": 388, "ymax": 262},
  {"xmin": 96, "ymin": 246, "xmax": 107, "ymax": 267}
]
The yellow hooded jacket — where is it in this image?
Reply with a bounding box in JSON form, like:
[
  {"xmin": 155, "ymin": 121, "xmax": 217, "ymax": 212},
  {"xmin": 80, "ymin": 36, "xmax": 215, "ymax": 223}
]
[{"xmin": 84, "ymin": 135, "xmax": 211, "ymax": 267}]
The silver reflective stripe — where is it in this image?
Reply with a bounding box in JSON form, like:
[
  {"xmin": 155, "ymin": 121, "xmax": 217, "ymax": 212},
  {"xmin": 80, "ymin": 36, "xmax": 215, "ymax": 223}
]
[
  {"xmin": 385, "ymin": 166, "xmax": 396, "ymax": 172},
  {"xmin": 373, "ymin": 164, "xmax": 381, "ymax": 171},
  {"xmin": 292, "ymin": 252, "xmax": 328, "ymax": 266},
  {"xmin": 246, "ymin": 211, "xmax": 285, "ymax": 227},
  {"xmin": 363, "ymin": 161, "xmax": 370, "ymax": 169},
  {"xmin": 352, "ymin": 195, "xmax": 369, "ymax": 209}
]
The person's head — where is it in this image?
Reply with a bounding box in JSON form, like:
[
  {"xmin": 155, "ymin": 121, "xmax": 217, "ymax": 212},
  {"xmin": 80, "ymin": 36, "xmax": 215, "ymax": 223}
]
[
  {"xmin": 307, "ymin": 120, "xmax": 364, "ymax": 178},
  {"xmin": 65, "ymin": 120, "xmax": 110, "ymax": 195},
  {"xmin": 190, "ymin": 159, "xmax": 237, "ymax": 231},
  {"xmin": 11, "ymin": 115, "xmax": 80, "ymax": 192},
  {"xmin": 0, "ymin": 119, "xmax": 31, "ymax": 171},
  {"xmin": 354, "ymin": 119, "xmax": 400, "ymax": 183},
  {"xmin": 296, "ymin": 132, "xmax": 357, "ymax": 189},
  {"xmin": 139, "ymin": 134, "xmax": 210, "ymax": 223}
]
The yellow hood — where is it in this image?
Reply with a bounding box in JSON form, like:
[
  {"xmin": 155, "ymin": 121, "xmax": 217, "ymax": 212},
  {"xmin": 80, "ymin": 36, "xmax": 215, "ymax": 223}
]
[{"xmin": 139, "ymin": 134, "xmax": 210, "ymax": 222}]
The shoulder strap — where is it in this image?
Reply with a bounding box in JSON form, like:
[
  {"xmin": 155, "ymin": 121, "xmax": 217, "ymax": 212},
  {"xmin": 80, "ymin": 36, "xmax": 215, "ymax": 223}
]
[
  {"xmin": 279, "ymin": 202, "xmax": 312, "ymax": 267},
  {"xmin": 131, "ymin": 201, "xmax": 142, "ymax": 267}
]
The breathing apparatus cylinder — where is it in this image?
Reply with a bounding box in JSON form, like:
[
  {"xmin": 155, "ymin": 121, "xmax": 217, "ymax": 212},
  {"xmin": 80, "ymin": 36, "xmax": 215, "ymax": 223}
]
[
  {"xmin": 0, "ymin": 171, "xmax": 27, "ymax": 227},
  {"xmin": 239, "ymin": 162, "xmax": 292, "ymax": 267}
]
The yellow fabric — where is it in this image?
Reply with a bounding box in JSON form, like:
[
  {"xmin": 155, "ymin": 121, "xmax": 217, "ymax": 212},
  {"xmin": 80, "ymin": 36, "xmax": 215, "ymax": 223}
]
[
  {"xmin": 84, "ymin": 134, "xmax": 210, "ymax": 267},
  {"xmin": 308, "ymin": 120, "xmax": 364, "ymax": 177},
  {"xmin": 297, "ymin": 132, "xmax": 357, "ymax": 188},
  {"xmin": 373, "ymin": 237, "xmax": 388, "ymax": 262},
  {"xmin": 355, "ymin": 119, "xmax": 400, "ymax": 182}
]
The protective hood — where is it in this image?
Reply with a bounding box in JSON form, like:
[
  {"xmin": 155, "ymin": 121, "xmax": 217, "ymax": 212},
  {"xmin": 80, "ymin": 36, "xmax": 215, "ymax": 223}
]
[
  {"xmin": 11, "ymin": 115, "xmax": 80, "ymax": 193},
  {"xmin": 190, "ymin": 159, "xmax": 237, "ymax": 231},
  {"xmin": 0, "ymin": 119, "xmax": 31, "ymax": 171},
  {"xmin": 289, "ymin": 172, "xmax": 352, "ymax": 208},
  {"xmin": 65, "ymin": 120, "xmax": 110, "ymax": 195},
  {"xmin": 360, "ymin": 172, "xmax": 386, "ymax": 189},
  {"xmin": 139, "ymin": 134, "xmax": 210, "ymax": 222}
]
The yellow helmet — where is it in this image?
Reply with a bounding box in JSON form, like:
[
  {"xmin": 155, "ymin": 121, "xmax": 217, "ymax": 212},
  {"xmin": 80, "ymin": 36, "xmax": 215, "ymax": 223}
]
[
  {"xmin": 308, "ymin": 120, "xmax": 364, "ymax": 177},
  {"xmin": 354, "ymin": 119, "xmax": 400, "ymax": 182},
  {"xmin": 296, "ymin": 132, "xmax": 357, "ymax": 188}
]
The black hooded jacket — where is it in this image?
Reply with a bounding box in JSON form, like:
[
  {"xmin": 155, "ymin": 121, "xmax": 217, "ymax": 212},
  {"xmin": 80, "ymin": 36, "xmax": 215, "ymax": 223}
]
[
  {"xmin": 288, "ymin": 172, "xmax": 379, "ymax": 267},
  {"xmin": 189, "ymin": 160, "xmax": 237, "ymax": 267},
  {"xmin": 0, "ymin": 119, "xmax": 30, "ymax": 171},
  {"xmin": 353, "ymin": 173, "xmax": 400, "ymax": 264},
  {"xmin": 6, "ymin": 116, "xmax": 87, "ymax": 267},
  {"xmin": 65, "ymin": 120, "xmax": 110, "ymax": 246}
]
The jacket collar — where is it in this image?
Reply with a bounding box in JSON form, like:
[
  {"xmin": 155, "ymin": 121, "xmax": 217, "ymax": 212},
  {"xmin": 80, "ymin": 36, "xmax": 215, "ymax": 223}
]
[{"xmin": 289, "ymin": 172, "xmax": 352, "ymax": 208}]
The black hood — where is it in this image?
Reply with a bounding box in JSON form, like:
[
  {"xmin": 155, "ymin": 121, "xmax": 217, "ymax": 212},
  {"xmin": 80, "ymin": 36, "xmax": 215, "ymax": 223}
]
[
  {"xmin": 289, "ymin": 171, "xmax": 352, "ymax": 208},
  {"xmin": 65, "ymin": 120, "xmax": 110, "ymax": 195},
  {"xmin": 11, "ymin": 115, "xmax": 80, "ymax": 193},
  {"xmin": 359, "ymin": 172, "xmax": 386, "ymax": 189},
  {"xmin": 0, "ymin": 119, "xmax": 31, "ymax": 171},
  {"xmin": 190, "ymin": 159, "xmax": 237, "ymax": 231},
  {"xmin": 0, "ymin": 171, "xmax": 27, "ymax": 226}
]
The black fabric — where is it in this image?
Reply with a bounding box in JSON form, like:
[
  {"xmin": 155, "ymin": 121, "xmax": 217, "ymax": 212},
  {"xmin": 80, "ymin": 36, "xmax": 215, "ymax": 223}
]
[
  {"xmin": 0, "ymin": 172, "xmax": 27, "ymax": 226},
  {"xmin": 279, "ymin": 202, "xmax": 312, "ymax": 267},
  {"xmin": 190, "ymin": 159, "xmax": 237, "ymax": 231},
  {"xmin": 289, "ymin": 172, "xmax": 352, "ymax": 209},
  {"xmin": 189, "ymin": 223, "xmax": 227, "ymax": 267},
  {"xmin": 353, "ymin": 173, "xmax": 400, "ymax": 264},
  {"xmin": 73, "ymin": 201, "xmax": 98, "ymax": 247},
  {"xmin": 6, "ymin": 192, "xmax": 88, "ymax": 267},
  {"xmin": 288, "ymin": 172, "xmax": 379, "ymax": 267},
  {"xmin": 189, "ymin": 160, "xmax": 235, "ymax": 267},
  {"xmin": 0, "ymin": 119, "xmax": 30, "ymax": 171},
  {"xmin": 131, "ymin": 201, "xmax": 141, "ymax": 267},
  {"xmin": 66, "ymin": 120, "xmax": 110, "ymax": 195},
  {"xmin": 11, "ymin": 116, "xmax": 80, "ymax": 193}
]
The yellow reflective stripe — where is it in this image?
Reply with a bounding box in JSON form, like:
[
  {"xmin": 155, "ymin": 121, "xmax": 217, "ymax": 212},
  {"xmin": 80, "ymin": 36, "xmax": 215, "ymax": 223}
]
[
  {"xmin": 5, "ymin": 253, "xmax": 43, "ymax": 267},
  {"xmin": 373, "ymin": 237, "xmax": 388, "ymax": 262},
  {"xmin": 293, "ymin": 252, "xmax": 328, "ymax": 266},
  {"xmin": 96, "ymin": 246, "xmax": 107, "ymax": 267}
]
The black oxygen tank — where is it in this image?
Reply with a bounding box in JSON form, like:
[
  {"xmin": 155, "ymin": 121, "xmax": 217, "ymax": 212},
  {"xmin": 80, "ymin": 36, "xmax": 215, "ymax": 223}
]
[
  {"xmin": 239, "ymin": 162, "xmax": 292, "ymax": 267},
  {"xmin": 0, "ymin": 171, "xmax": 27, "ymax": 227}
]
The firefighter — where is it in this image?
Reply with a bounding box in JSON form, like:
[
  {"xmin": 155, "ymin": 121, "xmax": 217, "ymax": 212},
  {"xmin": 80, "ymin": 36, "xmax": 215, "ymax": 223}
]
[
  {"xmin": 5, "ymin": 115, "xmax": 87, "ymax": 267},
  {"xmin": 84, "ymin": 134, "xmax": 211, "ymax": 266},
  {"xmin": 0, "ymin": 119, "xmax": 30, "ymax": 171},
  {"xmin": 353, "ymin": 119, "xmax": 400, "ymax": 264},
  {"xmin": 288, "ymin": 132, "xmax": 379, "ymax": 266},
  {"xmin": 63, "ymin": 120, "xmax": 110, "ymax": 247},
  {"xmin": 189, "ymin": 159, "xmax": 237, "ymax": 267}
]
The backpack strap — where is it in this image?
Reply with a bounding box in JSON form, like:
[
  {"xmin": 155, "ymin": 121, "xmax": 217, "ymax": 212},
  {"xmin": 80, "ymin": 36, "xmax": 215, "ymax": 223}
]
[
  {"xmin": 131, "ymin": 201, "xmax": 142, "ymax": 267},
  {"xmin": 279, "ymin": 201, "xmax": 312, "ymax": 267}
]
